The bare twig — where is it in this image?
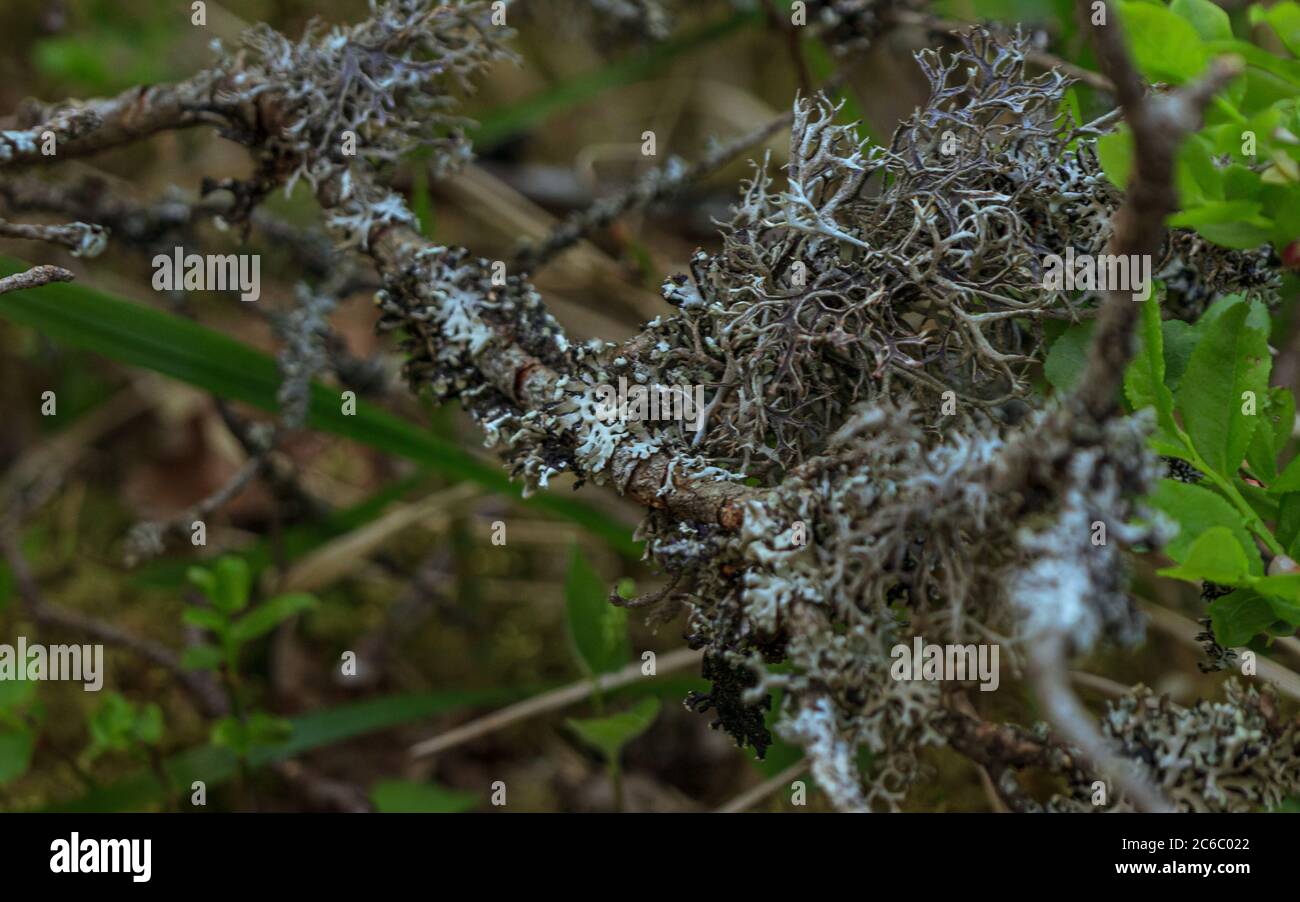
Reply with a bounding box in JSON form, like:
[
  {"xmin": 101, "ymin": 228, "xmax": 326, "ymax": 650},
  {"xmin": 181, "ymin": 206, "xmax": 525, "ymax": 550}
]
[
  {"xmin": 888, "ymin": 8, "xmax": 1116, "ymax": 92},
  {"xmin": 409, "ymin": 647, "xmax": 701, "ymax": 759},
  {"xmin": 714, "ymin": 757, "xmax": 808, "ymax": 813},
  {"xmin": 0, "ymin": 263, "xmax": 73, "ymax": 295},
  {"xmin": 0, "ymin": 216, "xmax": 107, "ymax": 257},
  {"xmin": 1, "ymin": 536, "xmax": 229, "ymax": 717},
  {"xmin": 514, "ymin": 108, "xmax": 796, "ymax": 273},
  {"xmin": 1142, "ymin": 602, "xmax": 1300, "ymax": 703},
  {"xmin": 1028, "ymin": 633, "xmax": 1172, "ymax": 812},
  {"xmin": 1074, "ymin": 0, "xmax": 1242, "ymax": 420}
]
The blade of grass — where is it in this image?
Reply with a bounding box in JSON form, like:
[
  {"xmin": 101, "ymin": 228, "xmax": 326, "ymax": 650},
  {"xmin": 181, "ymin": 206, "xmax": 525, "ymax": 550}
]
[
  {"xmin": 472, "ymin": 10, "xmax": 760, "ymax": 151},
  {"xmin": 0, "ymin": 258, "xmax": 639, "ymax": 556}
]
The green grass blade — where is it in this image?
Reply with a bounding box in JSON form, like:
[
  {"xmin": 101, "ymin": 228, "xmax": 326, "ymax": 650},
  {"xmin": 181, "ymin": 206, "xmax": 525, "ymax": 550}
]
[
  {"xmin": 473, "ymin": 10, "xmax": 760, "ymax": 151},
  {"xmin": 0, "ymin": 258, "xmax": 638, "ymax": 556}
]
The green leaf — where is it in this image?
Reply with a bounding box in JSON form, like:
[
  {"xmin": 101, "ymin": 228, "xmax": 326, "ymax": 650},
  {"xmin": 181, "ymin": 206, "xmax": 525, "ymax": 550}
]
[
  {"xmin": 370, "ymin": 780, "xmax": 477, "ymax": 813},
  {"xmin": 1176, "ymin": 303, "xmax": 1270, "ymax": 478},
  {"xmin": 1149, "ymin": 479, "xmax": 1261, "ymax": 575},
  {"xmin": 212, "ymin": 712, "xmax": 292, "ymax": 756},
  {"xmin": 0, "ymin": 729, "xmax": 35, "ymax": 784},
  {"xmin": 0, "ymin": 258, "xmax": 638, "ymax": 557},
  {"xmin": 1270, "ymin": 388, "xmax": 1296, "ymax": 459},
  {"xmin": 1119, "ymin": 1, "xmax": 1209, "ymax": 84},
  {"xmin": 228, "ymin": 593, "xmax": 318, "ymax": 645},
  {"xmin": 1168, "ymin": 207, "xmax": 1273, "ymax": 249},
  {"xmin": 210, "ymin": 557, "xmax": 251, "ymax": 615},
  {"xmin": 185, "ymin": 566, "xmax": 216, "ymax": 600},
  {"xmin": 1175, "ymin": 135, "xmax": 1224, "ymax": 206},
  {"xmin": 1208, "ymin": 589, "xmax": 1276, "ymax": 646},
  {"xmin": 1172, "ymin": 0, "xmax": 1232, "ymax": 41},
  {"xmin": 1248, "ymin": 414, "xmax": 1279, "ymax": 481},
  {"xmin": 566, "ymin": 697, "xmax": 661, "ymax": 762},
  {"xmin": 410, "ymin": 166, "xmax": 436, "ymax": 239},
  {"xmin": 1097, "ymin": 129, "xmax": 1133, "ymax": 188},
  {"xmin": 1043, "ymin": 321, "xmax": 1095, "ymax": 393},
  {"xmin": 472, "ymin": 11, "xmax": 759, "ymax": 151},
  {"xmin": 1158, "ymin": 526, "xmax": 1251, "ymax": 584},
  {"xmin": 0, "ymin": 676, "xmax": 35, "ymax": 712},
  {"xmin": 1204, "ymin": 39, "xmax": 1300, "ymax": 89},
  {"xmin": 1269, "ymin": 455, "xmax": 1300, "ymax": 494},
  {"xmin": 1161, "ymin": 319, "xmax": 1198, "ymax": 391},
  {"xmin": 180, "ymin": 644, "xmax": 223, "ymax": 671},
  {"xmin": 1247, "ymin": 387, "xmax": 1294, "ymax": 482},
  {"xmin": 1277, "ymin": 492, "xmax": 1300, "ymax": 552},
  {"xmin": 1250, "ymin": 1, "xmax": 1300, "ymax": 57},
  {"xmin": 181, "ymin": 606, "xmax": 227, "ymax": 632},
  {"xmin": 35, "ymin": 687, "xmax": 528, "ymax": 812},
  {"xmin": 1124, "ymin": 288, "xmax": 1176, "ymax": 433},
  {"xmin": 1267, "ymin": 594, "xmax": 1300, "ymax": 623},
  {"xmin": 133, "ymin": 704, "xmax": 164, "ymax": 745},
  {"xmin": 564, "ymin": 546, "xmax": 629, "ymax": 677},
  {"xmin": 1252, "ymin": 573, "xmax": 1300, "ymax": 623}
]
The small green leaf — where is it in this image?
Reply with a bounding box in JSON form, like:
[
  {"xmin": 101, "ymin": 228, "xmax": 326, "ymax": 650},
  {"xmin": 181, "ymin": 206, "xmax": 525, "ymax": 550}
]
[
  {"xmin": 1150, "ymin": 479, "xmax": 1261, "ymax": 575},
  {"xmin": 1277, "ymin": 492, "xmax": 1300, "ymax": 552},
  {"xmin": 186, "ymin": 566, "xmax": 216, "ymax": 600},
  {"xmin": 1161, "ymin": 319, "xmax": 1198, "ymax": 391},
  {"xmin": 1269, "ymin": 456, "xmax": 1300, "ymax": 494},
  {"xmin": 0, "ymin": 729, "xmax": 35, "ymax": 784},
  {"xmin": 566, "ymin": 697, "xmax": 661, "ymax": 762},
  {"xmin": 212, "ymin": 712, "xmax": 292, "ymax": 756},
  {"xmin": 1119, "ymin": 1, "xmax": 1209, "ymax": 84},
  {"xmin": 1044, "ymin": 322, "xmax": 1095, "ymax": 393},
  {"xmin": 1252, "ymin": 573, "xmax": 1300, "ymax": 623},
  {"xmin": 0, "ymin": 676, "xmax": 35, "ymax": 713},
  {"xmin": 211, "ymin": 557, "xmax": 252, "ymax": 615},
  {"xmin": 182, "ymin": 606, "xmax": 227, "ymax": 632},
  {"xmin": 1124, "ymin": 288, "xmax": 1176, "ymax": 433},
  {"xmin": 1097, "ymin": 129, "xmax": 1133, "ymax": 188},
  {"xmin": 1251, "ymin": 1, "xmax": 1300, "ymax": 57},
  {"xmin": 1208, "ymin": 589, "xmax": 1276, "ymax": 646},
  {"xmin": 133, "ymin": 704, "xmax": 164, "ymax": 745},
  {"xmin": 370, "ymin": 780, "xmax": 477, "ymax": 813},
  {"xmin": 1172, "ymin": 0, "xmax": 1232, "ymax": 41},
  {"xmin": 1248, "ymin": 417, "xmax": 1279, "ymax": 482},
  {"xmin": 1158, "ymin": 526, "xmax": 1250, "ymax": 584},
  {"xmin": 1176, "ymin": 303, "xmax": 1270, "ymax": 479},
  {"xmin": 180, "ymin": 644, "xmax": 223, "ymax": 671},
  {"xmin": 228, "ymin": 593, "xmax": 318, "ymax": 645},
  {"xmin": 564, "ymin": 546, "xmax": 629, "ymax": 677}
]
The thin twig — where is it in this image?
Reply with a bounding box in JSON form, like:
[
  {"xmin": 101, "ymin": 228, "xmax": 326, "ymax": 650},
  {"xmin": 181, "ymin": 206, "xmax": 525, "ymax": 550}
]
[
  {"xmin": 513, "ymin": 109, "xmax": 796, "ymax": 273},
  {"xmin": 409, "ymin": 647, "xmax": 701, "ymax": 758},
  {"xmin": 1142, "ymin": 602, "xmax": 1300, "ymax": 703},
  {"xmin": 1, "ymin": 536, "xmax": 229, "ymax": 717},
  {"xmin": 888, "ymin": 8, "xmax": 1115, "ymax": 92},
  {"xmin": 0, "ymin": 263, "xmax": 73, "ymax": 295},
  {"xmin": 1028, "ymin": 633, "xmax": 1172, "ymax": 812},
  {"xmin": 714, "ymin": 757, "xmax": 808, "ymax": 813}
]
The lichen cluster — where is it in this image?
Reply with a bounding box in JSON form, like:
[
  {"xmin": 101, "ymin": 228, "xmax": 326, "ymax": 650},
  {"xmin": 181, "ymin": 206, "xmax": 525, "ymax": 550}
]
[
  {"xmin": 201, "ymin": 5, "xmax": 1293, "ymax": 811},
  {"xmin": 1044, "ymin": 682, "xmax": 1300, "ymax": 812},
  {"xmin": 212, "ymin": 0, "xmax": 513, "ymax": 246}
]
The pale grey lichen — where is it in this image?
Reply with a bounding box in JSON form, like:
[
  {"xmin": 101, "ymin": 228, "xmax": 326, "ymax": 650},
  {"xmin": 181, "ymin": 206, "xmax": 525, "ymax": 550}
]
[
  {"xmin": 1044, "ymin": 681, "xmax": 1300, "ymax": 812},
  {"xmin": 210, "ymin": 1, "xmax": 514, "ymax": 246},
  {"xmin": 197, "ymin": 6, "xmax": 1293, "ymax": 812}
]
